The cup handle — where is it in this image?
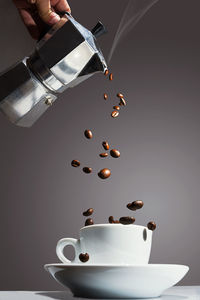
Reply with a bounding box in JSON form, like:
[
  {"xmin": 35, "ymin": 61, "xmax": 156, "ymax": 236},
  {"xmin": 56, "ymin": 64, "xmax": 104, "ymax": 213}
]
[{"xmin": 56, "ymin": 238, "xmax": 80, "ymax": 263}]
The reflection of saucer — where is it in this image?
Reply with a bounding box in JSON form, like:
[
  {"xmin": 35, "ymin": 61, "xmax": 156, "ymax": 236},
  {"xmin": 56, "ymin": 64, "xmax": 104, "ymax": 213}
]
[{"xmin": 44, "ymin": 264, "xmax": 189, "ymax": 298}]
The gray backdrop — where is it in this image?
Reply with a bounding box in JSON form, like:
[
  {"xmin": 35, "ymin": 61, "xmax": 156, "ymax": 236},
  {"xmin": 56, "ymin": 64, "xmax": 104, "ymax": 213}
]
[{"xmin": 0, "ymin": 0, "xmax": 200, "ymax": 290}]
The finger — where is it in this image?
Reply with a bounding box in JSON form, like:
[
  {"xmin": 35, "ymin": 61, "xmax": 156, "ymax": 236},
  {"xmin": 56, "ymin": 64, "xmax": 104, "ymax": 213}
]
[
  {"xmin": 27, "ymin": 0, "xmax": 37, "ymax": 4},
  {"xmin": 36, "ymin": 0, "xmax": 60, "ymax": 24},
  {"xmin": 54, "ymin": 0, "xmax": 71, "ymax": 13},
  {"xmin": 18, "ymin": 8, "xmax": 40, "ymax": 39}
]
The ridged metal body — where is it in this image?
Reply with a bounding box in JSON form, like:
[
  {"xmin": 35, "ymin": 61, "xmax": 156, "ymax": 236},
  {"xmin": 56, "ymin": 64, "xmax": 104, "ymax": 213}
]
[{"xmin": 0, "ymin": 13, "xmax": 107, "ymax": 127}]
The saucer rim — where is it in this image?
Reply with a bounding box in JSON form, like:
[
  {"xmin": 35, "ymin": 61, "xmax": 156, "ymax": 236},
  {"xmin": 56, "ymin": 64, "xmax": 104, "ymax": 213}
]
[{"xmin": 44, "ymin": 263, "xmax": 189, "ymax": 270}]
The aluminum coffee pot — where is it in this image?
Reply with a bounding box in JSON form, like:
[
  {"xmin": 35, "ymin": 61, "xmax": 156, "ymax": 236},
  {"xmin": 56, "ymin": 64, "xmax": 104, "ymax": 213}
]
[{"xmin": 0, "ymin": 12, "xmax": 107, "ymax": 127}]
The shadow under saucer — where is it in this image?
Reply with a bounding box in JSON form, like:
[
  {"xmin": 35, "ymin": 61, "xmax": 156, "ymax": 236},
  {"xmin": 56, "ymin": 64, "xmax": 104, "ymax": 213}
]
[
  {"xmin": 36, "ymin": 291, "xmax": 188, "ymax": 300},
  {"xmin": 36, "ymin": 292, "xmax": 69, "ymax": 300}
]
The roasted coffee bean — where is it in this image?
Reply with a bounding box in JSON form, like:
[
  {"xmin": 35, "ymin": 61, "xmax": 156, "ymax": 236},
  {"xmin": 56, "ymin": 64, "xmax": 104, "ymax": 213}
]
[
  {"xmin": 133, "ymin": 200, "xmax": 144, "ymax": 209},
  {"xmin": 119, "ymin": 216, "xmax": 135, "ymax": 225},
  {"xmin": 119, "ymin": 98, "xmax": 126, "ymax": 106},
  {"xmin": 102, "ymin": 141, "xmax": 109, "ymax": 150},
  {"xmin": 126, "ymin": 203, "xmax": 132, "ymax": 210},
  {"xmin": 109, "ymin": 73, "xmax": 113, "ymax": 81},
  {"xmin": 85, "ymin": 218, "xmax": 94, "ymax": 226},
  {"xmin": 104, "ymin": 93, "xmax": 108, "ymax": 100},
  {"xmin": 127, "ymin": 203, "xmax": 136, "ymax": 210},
  {"xmin": 83, "ymin": 208, "xmax": 94, "ymax": 217},
  {"xmin": 109, "ymin": 216, "xmax": 114, "ymax": 223},
  {"xmin": 127, "ymin": 200, "xmax": 144, "ymax": 211},
  {"xmin": 79, "ymin": 253, "xmax": 89, "ymax": 263},
  {"xmin": 147, "ymin": 221, "xmax": 156, "ymax": 231},
  {"xmin": 110, "ymin": 149, "xmax": 120, "ymax": 158},
  {"xmin": 84, "ymin": 129, "xmax": 93, "ymax": 139},
  {"xmin": 71, "ymin": 160, "xmax": 80, "ymax": 167},
  {"xmin": 111, "ymin": 110, "xmax": 119, "ymax": 118},
  {"xmin": 83, "ymin": 167, "xmax": 92, "ymax": 174},
  {"xmin": 109, "ymin": 216, "xmax": 120, "ymax": 223},
  {"xmin": 99, "ymin": 152, "xmax": 108, "ymax": 158},
  {"xmin": 98, "ymin": 168, "xmax": 111, "ymax": 179},
  {"xmin": 104, "ymin": 69, "xmax": 109, "ymax": 76},
  {"xmin": 113, "ymin": 105, "xmax": 120, "ymax": 111},
  {"xmin": 117, "ymin": 93, "xmax": 124, "ymax": 99}
]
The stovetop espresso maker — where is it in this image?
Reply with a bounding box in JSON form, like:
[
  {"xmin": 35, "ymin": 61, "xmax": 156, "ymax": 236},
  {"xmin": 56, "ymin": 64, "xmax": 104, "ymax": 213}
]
[{"xmin": 0, "ymin": 12, "xmax": 107, "ymax": 127}]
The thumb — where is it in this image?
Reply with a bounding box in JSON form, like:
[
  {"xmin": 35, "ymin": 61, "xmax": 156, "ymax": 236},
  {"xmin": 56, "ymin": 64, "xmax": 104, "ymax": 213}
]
[{"xmin": 36, "ymin": 0, "xmax": 60, "ymax": 25}]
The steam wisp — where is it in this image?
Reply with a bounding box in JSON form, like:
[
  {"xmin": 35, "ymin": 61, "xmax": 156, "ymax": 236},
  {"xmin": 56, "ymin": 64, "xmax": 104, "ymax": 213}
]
[{"xmin": 108, "ymin": 0, "xmax": 159, "ymax": 63}]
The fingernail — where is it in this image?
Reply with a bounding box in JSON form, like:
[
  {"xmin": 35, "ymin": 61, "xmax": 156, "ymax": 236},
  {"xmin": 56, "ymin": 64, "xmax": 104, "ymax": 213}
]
[{"xmin": 48, "ymin": 12, "xmax": 60, "ymax": 24}]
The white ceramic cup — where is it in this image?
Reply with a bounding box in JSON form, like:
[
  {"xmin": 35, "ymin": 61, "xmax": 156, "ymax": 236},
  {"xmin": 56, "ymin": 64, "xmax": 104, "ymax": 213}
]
[{"xmin": 56, "ymin": 224, "xmax": 152, "ymax": 264}]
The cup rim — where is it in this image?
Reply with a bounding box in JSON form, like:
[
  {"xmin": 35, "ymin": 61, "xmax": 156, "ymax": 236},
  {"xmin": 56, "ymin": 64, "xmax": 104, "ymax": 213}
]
[{"xmin": 80, "ymin": 223, "xmax": 149, "ymax": 231}]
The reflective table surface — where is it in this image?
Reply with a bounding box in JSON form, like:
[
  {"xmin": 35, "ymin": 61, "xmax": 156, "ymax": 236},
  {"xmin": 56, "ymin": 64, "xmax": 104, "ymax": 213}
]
[{"xmin": 0, "ymin": 286, "xmax": 199, "ymax": 300}]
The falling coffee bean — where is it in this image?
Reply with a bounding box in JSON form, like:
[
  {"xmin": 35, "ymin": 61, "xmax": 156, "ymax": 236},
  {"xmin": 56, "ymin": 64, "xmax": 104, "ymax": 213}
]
[
  {"xmin": 104, "ymin": 93, "xmax": 108, "ymax": 100},
  {"xmin": 109, "ymin": 216, "xmax": 120, "ymax": 224},
  {"xmin": 83, "ymin": 208, "xmax": 94, "ymax": 217},
  {"xmin": 104, "ymin": 69, "xmax": 109, "ymax": 76},
  {"xmin": 127, "ymin": 200, "xmax": 144, "ymax": 211},
  {"xmin": 109, "ymin": 216, "xmax": 114, "ymax": 223},
  {"xmin": 111, "ymin": 110, "xmax": 119, "ymax": 118},
  {"xmin": 83, "ymin": 167, "xmax": 92, "ymax": 174},
  {"xmin": 71, "ymin": 160, "xmax": 80, "ymax": 167},
  {"xmin": 102, "ymin": 141, "xmax": 109, "ymax": 150},
  {"xmin": 109, "ymin": 73, "xmax": 113, "ymax": 81},
  {"xmin": 119, "ymin": 98, "xmax": 126, "ymax": 106},
  {"xmin": 99, "ymin": 152, "xmax": 108, "ymax": 158},
  {"xmin": 110, "ymin": 149, "xmax": 120, "ymax": 158},
  {"xmin": 79, "ymin": 253, "xmax": 89, "ymax": 263},
  {"xmin": 127, "ymin": 203, "xmax": 135, "ymax": 211},
  {"xmin": 113, "ymin": 105, "xmax": 120, "ymax": 111},
  {"xmin": 117, "ymin": 93, "xmax": 124, "ymax": 99},
  {"xmin": 85, "ymin": 218, "xmax": 94, "ymax": 226},
  {"xmin": 84, "ymin": 130, "xmax": 93, "ymax": 139},
  {"xmin": 147, "ymin": 221, "xmax": 156, "ymax": 231},
  {"xmin": 98, "ymin": 168, "xmax": 111, "ymax": 179},
  {"xmin": 119, "ymin": 216, "xmax": 135, "ymax": 225}
]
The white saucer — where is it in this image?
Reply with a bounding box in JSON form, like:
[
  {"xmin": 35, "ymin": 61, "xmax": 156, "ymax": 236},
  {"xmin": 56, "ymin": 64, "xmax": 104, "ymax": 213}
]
[{"xmin": 44, "ymin": 263, "xmax": 189, "ymax": 298}]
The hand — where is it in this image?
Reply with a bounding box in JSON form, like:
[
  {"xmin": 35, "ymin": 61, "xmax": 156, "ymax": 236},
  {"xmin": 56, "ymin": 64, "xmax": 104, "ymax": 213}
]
[{"xmin": 13, "ymin": 0, "xmax": 71, "ymax": 40}]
